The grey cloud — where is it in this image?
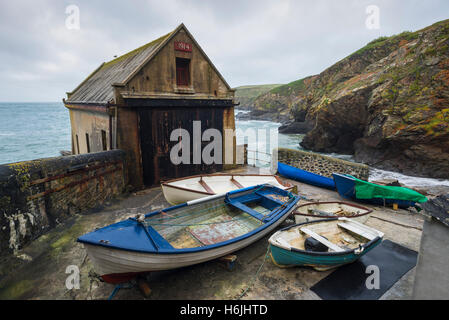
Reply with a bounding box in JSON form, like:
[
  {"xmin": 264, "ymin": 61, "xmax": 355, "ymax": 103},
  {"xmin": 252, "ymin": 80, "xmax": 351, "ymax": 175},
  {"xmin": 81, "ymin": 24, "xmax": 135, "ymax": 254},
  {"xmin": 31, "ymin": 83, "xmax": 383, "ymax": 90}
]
[{"xmin": 0, "ymin": 0, "xmax": 448, "ymax": 101}]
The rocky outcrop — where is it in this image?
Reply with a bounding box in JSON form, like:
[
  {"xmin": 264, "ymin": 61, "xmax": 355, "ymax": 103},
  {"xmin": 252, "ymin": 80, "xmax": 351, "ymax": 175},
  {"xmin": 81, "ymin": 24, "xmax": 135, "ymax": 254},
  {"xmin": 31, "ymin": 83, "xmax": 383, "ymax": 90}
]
[
  {"xmin": 235, "ymin": 109, "xmax": 291, "ymax": 123},
  {"xmin": 233, "ymin": 84, "xmax": 283, "ymax": 110},
  {"xmin": 420, "ymin": 194, "xmax": 449, "ymax": 227},
  {"xmin": 254, "ymin": 19, "xmax": 449, "ymax": 178},
  {"xmin": 278, "ymin": 121, "xmax": 314, "ymax": 134}
]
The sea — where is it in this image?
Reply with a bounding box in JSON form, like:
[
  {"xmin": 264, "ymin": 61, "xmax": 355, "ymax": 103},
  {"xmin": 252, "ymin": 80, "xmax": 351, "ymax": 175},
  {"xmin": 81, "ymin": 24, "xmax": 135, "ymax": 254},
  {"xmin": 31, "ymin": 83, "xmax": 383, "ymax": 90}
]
[{"xmin": 0, "ymin": 102, "xmax": 448, "ymax": 189}]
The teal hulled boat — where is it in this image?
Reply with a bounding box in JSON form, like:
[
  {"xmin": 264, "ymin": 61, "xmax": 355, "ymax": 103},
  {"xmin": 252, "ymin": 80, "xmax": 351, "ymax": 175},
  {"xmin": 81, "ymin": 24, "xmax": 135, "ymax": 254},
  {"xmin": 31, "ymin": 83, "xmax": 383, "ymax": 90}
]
[{"xmin": 268, "ymin": 218, "xmax": 384, "ymax": 270}]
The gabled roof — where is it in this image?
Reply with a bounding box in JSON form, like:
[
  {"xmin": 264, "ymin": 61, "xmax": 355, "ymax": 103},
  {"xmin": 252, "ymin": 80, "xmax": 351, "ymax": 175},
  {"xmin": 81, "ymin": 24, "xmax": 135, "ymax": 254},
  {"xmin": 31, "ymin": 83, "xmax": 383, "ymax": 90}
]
[{"xmin": 66, "ymin": 23, "xmax": 232, "ymax": 105}]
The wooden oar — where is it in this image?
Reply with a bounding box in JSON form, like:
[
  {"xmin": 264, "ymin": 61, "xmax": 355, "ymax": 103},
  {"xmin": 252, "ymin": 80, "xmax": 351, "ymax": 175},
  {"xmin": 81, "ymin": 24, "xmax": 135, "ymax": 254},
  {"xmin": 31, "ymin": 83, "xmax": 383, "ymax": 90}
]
[{"xmin": 307, "ymin": 208, "xmax": 336, "ymax": 216}]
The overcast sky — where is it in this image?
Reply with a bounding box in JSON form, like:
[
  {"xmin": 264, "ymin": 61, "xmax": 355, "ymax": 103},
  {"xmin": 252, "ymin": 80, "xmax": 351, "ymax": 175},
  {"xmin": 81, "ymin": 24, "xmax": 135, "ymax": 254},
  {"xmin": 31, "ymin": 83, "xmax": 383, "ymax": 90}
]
[{"xmin": 0, "ymin": 0, "xmax": 448, "ymax": 102}]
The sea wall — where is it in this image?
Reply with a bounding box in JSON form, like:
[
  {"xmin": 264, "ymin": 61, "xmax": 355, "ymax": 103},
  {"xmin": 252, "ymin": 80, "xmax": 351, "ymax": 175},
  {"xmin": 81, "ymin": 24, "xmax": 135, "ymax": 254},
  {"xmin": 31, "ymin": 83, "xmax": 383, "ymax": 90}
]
[
  {"xmin": 0, "ymin": 150, "xmax": 127, "ymax": 256},
  {"xmin": 276, "ymin": 148, "xmax": 369, "ymax": 180}
]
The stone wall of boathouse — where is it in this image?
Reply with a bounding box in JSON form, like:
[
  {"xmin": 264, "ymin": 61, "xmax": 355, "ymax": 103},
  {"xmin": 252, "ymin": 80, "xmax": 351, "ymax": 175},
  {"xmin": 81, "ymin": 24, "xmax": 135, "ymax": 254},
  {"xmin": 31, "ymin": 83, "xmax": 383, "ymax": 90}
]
[
  {"xmin": 275, "ymin": 148, "xmax": 369, "ymax": 180},
  {"xmin": 0, "ymin": 150, "xmax": 127, "ymax": 257}
]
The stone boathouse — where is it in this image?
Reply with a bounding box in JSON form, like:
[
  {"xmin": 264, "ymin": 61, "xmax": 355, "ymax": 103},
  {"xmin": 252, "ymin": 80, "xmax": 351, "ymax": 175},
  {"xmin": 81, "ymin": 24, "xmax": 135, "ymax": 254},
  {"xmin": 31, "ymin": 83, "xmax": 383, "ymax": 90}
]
[{"xmin": 64, "ymin": 23, "xmax": 237, "ymax": 188}]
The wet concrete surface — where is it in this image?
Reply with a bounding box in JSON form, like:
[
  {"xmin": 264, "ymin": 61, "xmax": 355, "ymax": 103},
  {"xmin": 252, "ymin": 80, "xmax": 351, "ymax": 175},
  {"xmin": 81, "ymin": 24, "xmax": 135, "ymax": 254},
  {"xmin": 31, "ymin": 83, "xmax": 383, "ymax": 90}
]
[{"xmin": 0, "ymin": 166, "xmax": 426, "ymax": 300}]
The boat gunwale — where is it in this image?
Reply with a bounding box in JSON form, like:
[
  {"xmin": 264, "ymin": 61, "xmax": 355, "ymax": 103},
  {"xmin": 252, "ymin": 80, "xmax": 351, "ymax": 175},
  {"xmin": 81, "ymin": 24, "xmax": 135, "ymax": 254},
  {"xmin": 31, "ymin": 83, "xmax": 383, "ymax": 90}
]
[
  {"xmin": 78, "ymin": 185, "xmax": 300, "ymax": 255},
  {"xmin": 293, "ymin": 201, "xmax": 373, "ymax": 219},
  {"xmin": 160, "ymin": 174, "xmax": 294, "ymax": 196},
  {"xmin": 270, "ymin": 218, "xmax": 383, "ymax": 257}
]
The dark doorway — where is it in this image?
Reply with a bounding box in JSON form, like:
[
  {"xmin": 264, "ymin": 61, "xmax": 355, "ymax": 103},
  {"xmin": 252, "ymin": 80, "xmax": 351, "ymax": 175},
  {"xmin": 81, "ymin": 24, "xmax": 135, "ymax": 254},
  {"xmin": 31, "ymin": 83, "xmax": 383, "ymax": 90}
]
[{"xmin": 138, "ymin": 107, "xmax": 224, "ymax": 186}]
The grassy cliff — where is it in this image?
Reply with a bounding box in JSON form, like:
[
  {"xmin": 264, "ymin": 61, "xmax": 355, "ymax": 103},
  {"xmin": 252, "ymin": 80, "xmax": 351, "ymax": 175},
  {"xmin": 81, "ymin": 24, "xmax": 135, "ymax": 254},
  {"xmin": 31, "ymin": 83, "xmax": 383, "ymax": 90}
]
[
  {"xmin": 233, "ymin": 84, "xmax": 282, "ymax": 109},
  {"xmin": 254, "ymin": 19, "xmax": 449, "ymax": 178}
]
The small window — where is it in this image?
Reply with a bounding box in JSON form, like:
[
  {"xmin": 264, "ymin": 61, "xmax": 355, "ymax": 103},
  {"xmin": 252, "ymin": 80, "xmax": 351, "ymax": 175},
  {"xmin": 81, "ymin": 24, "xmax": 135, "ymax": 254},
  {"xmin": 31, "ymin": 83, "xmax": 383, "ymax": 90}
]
[
  {"xmin": 101, "ymin": 130, "xmax": 107, "ymax": 151},
  {"xmin": 86, "ymin": 133, "xmax": 90, "ymax": 153},
  {"xmin": 176, "ymin": 58, "xmax": 190, "ymax": 87},
  {"xmin": 75, "ymin": 134, "xmax": 80, "ymax": 154}
]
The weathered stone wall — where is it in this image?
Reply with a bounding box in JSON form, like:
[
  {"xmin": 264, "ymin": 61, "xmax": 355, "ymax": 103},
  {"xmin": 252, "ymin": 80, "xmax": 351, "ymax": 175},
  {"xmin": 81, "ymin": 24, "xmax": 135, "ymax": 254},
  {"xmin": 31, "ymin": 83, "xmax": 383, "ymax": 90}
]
[
  {"xmin": 276, "ymin": 148, "xmax": 369, "ymax": 180},
  {"xmin": 0, "ymin": 150, "xmax": 127, "ymax": 256}
]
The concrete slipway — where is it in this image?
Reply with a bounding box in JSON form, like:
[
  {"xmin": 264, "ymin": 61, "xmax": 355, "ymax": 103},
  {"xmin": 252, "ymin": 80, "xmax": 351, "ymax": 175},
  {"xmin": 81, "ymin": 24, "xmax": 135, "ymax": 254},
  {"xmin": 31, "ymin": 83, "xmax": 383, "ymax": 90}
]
[{"xmin": 0, "ymin": 166, "xmax": 430, "ymax": 300}]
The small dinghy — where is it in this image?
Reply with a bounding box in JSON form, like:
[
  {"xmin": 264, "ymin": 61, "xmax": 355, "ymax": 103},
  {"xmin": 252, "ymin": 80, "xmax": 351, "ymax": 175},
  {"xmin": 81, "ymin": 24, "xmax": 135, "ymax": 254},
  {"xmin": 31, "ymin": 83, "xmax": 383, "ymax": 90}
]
[
  {"xmin": 293, "ymin": 201, "xmax": 372, "ymax": 224},
  {"xmin": 269, "ymin": 218, "xmax": 384, "ymax": 270},
  {"xmin": 78, "ymin": 185, "xmax": 300, "ymax": 283},
  {"xmin": 333, "ymin": 173, "xmax": 427, "ymax": 208},
  {"xmin": 278, "ymin": 162, "xmax": 336, "ymax": 190},
  {"xmin": 161, "ymin": 173, "xmax": 293, "ymax": 205}
]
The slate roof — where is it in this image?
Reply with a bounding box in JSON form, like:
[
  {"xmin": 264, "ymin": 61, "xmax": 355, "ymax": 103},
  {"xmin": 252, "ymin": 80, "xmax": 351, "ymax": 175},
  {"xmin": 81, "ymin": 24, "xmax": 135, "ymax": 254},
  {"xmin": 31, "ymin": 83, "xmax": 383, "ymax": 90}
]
[
  {"xmin": 66, "ymin": 32, "xmax": 173, "ymax": 104},
  {"xmin": 66, "ymin": 23, "xmax": 233, "ymax": 105}
]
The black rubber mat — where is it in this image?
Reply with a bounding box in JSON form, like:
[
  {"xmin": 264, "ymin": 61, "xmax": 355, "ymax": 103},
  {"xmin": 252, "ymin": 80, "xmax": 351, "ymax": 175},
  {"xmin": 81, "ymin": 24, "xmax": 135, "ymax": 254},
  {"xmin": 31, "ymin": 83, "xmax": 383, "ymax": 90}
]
[{"xmin": 311, "ymin": 240, "xmax": 418, "ymax": 300}]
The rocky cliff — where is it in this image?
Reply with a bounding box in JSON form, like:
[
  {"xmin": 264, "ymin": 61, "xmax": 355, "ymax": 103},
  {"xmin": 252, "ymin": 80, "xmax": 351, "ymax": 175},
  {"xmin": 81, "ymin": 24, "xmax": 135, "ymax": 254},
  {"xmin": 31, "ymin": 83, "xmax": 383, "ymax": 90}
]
[
  {"xmin": 254, "ymin": 19, "xmax": 449, "ymax": 179},
  {"xmin": 233, "ymin": 84, "xmax": 282, "ymax": 109}
]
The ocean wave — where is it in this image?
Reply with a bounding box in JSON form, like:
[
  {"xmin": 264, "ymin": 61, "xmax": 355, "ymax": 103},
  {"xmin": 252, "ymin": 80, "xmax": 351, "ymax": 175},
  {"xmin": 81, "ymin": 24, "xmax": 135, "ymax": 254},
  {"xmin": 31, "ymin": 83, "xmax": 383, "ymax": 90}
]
[{"xmin": 369, "ymin": 168, "xmax": 449, "ymax": 188}]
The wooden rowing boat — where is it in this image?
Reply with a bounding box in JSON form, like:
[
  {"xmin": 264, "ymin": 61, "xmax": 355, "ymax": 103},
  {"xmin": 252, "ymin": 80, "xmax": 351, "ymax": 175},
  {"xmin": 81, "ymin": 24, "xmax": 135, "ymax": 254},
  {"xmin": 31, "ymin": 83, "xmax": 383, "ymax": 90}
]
[
  {"xmin": 269, "ymin": 218, "xmax": 384, "ymax": 270},
  {"xmin": 161, "ymin": 173, "xmax": 293, "ymax": 205},
  {"xmin": 78, "ymin": 184, "xmax": 301, "ymax": 283},
  {"xmin": 293, "ymin": 201, "xmax": 372, "ymax": 224}
]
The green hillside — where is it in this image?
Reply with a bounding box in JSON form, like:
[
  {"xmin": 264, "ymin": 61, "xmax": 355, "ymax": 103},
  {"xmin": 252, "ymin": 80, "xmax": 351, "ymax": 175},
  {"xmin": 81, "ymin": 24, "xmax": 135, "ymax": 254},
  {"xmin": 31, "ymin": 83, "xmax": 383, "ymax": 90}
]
[{"xmin": 233, "ymin": 84, "xmax": 283, "ymax": 108}]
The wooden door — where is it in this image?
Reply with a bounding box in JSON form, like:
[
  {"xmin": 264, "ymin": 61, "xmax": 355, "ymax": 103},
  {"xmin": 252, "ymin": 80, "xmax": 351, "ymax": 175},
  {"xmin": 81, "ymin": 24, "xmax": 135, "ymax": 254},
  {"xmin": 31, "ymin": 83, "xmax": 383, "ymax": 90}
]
[{"xmin": 138, "ymin": 107, "xmax": 224, "ymax": 186}]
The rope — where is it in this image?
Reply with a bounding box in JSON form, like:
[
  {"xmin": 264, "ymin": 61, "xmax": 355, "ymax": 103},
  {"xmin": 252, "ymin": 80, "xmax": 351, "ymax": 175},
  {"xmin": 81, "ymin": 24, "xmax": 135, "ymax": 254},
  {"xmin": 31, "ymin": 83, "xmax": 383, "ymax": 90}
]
[
  {"xmin": 144, "ymin": 185, "xmax": 267, "ymax": 223},
  {"xmin": 145, "ymin": 202, "xmax": 228, "ymax": 222},
  {"xmin": 144, "ymin": 186, "xmax": 294, "ymax": 228},
  {"xmin": 86, "ymin": 269, "xmax": 103, "ymax": 300},
  {"xmin": 144, "ymin": 214, "xmax": 261, "ymax": 227},
  {"xmin": 107, "ymin": 281, "xmax": 135, "ymax": 300},
  {"xmin": 237, "ymin": 245, "xmax": 271, "ymax": 300}
]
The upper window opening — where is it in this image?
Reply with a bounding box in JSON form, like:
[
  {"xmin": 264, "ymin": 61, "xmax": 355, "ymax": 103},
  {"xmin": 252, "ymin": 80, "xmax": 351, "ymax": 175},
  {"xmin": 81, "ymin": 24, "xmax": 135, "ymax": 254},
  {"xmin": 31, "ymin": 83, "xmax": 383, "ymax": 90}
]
[
  {"xmin": 86, "ymin": 133, "xmax": 90, "ymax": 153},
  {"xmin": 176, "ymin": 58, "xmax": 190, "ymax": 87},
  {"xmin": 101, "ymin": 130, "xmax": 107, "ymax": 151},
  {"xmin": 75, "ymin": 134, "xmax": 80, "ymax": 154}
]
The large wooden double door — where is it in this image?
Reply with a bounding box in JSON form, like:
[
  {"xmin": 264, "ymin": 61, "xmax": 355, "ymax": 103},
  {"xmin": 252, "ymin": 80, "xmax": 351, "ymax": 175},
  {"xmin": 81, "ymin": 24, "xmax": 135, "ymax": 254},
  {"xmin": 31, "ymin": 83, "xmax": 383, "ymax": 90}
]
[{"xmin": 138, "ymin": 107, "xmax": 224, "ymax": 186}]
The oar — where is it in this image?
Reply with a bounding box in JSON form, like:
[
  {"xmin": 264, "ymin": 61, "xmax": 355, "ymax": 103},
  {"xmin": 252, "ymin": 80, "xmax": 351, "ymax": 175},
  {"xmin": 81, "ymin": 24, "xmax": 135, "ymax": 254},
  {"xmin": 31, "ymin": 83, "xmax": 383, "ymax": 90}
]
[{"xmin": 308, "ymin": 208, "xmax": 336, "ymax": 216}]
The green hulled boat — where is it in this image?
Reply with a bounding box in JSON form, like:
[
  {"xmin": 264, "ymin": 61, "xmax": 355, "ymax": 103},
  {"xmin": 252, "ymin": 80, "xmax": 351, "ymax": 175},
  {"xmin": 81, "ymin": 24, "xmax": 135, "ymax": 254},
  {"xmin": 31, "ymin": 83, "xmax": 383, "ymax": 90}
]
[{"xmin": 268, "ymin": 218, "xmax": 384, "ymax": 270}]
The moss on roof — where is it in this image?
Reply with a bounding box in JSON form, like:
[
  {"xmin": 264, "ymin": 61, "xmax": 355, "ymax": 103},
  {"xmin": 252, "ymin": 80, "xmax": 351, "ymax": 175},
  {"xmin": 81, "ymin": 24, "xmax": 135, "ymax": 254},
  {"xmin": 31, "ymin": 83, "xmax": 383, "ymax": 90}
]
[{"xmin": 102, "ymin": 31, "xmax": 173, "ymax": 69}]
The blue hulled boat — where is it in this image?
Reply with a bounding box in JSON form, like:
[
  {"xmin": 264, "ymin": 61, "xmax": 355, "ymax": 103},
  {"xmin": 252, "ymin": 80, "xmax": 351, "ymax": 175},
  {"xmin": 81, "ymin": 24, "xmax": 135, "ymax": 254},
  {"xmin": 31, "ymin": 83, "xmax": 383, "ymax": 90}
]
[
  {"xmin": 332, "ymin": 173, "xmax": 427, "ymax": 208},
  {"xmin": 269, "ymin": 218, "xmax": 384, "ymax": 270},
  {"xmin": 78, "ymin": 184, "xmax": 300, "ymax": 283},
  {"xmin": 278, "ymin": 162, "xmax": 336, "ymax": 190}
]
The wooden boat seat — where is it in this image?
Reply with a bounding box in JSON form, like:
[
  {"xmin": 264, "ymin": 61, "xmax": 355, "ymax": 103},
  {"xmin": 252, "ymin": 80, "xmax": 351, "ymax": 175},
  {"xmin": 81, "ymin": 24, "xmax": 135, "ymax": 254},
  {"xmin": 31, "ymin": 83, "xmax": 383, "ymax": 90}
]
[
  {"xmin": 337, "ymin": 222, "xmax": 376, "ymax": 241},
  {"xmin": 299, "ymin": 227, "xmax": 344, "ymax": 252},
  {"xmin": 227, "ymin": 200, "xmax": 264, "ymax": 221},
  {"xmin": 255, "ymin": 191, "xmax": 286, "ymax": 205}
]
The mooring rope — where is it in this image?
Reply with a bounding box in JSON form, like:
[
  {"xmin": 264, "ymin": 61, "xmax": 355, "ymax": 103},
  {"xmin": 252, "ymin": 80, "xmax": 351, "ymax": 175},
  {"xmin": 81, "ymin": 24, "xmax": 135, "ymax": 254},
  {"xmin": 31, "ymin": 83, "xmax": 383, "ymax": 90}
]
[
  {"xmin": 236, "ymin": 245, "xmax": 271, "ymax": 300},
  {"xmin": 143, "ymin": 186, "xmax": 294, "ymax": 228},
  {"xmin": 144, "ymin": 214, "xmax": 262, "ymax": 228},
  {"xmin": 107, "ymin": 281, "xmax": 135, "ymax": 300}
]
